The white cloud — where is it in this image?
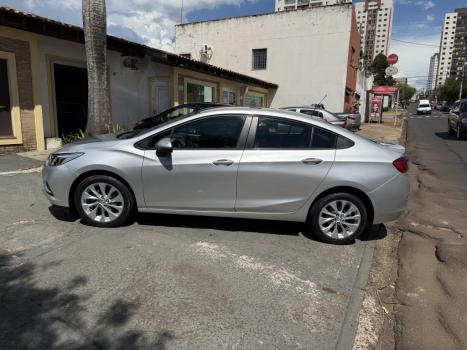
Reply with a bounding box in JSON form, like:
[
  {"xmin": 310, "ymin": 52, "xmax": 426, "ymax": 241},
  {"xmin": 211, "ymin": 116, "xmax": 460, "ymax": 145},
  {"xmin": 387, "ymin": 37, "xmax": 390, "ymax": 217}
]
[
  {"xmin": 426, "ymin": 14, "xmax": 434, "ymax": 21},
  {"xmin": 0, "ymin": 0, "xmax": 258, "ymax": 52},
  {"xmin": 392, "ymin": 34, "xmax": 440, "ymax": 89}
]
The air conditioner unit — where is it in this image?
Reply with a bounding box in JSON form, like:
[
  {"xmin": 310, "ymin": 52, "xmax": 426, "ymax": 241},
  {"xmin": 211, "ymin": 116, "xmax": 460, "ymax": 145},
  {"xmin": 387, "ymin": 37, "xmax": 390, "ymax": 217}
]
[{"xmin": 122, "ymin": 56, "xmax": 140, "ymax": 71}]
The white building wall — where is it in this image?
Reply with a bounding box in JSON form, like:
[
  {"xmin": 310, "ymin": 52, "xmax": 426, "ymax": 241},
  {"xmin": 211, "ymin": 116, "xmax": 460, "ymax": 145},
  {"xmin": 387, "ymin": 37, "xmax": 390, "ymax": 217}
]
[
  {"xmin": 176, "ymin": 6, "xmax": 353, "ymax": 112},
  {"xmin": 36, "ymin": 34, "xmax": 170, "ymax": 137},
  {"xmin": 437, "ymin": 12, "xmax": 457, "ymax": 87},
  {"xmin": 427, "ymin": 53, "xmax": 439, "ymax": 91}
]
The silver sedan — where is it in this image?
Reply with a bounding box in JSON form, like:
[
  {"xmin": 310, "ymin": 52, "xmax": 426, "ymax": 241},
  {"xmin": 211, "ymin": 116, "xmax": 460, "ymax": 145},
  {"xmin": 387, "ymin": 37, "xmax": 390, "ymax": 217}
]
[{"xmin": 43, "ymin": 107, "xmax": 409, "ymax": 244}]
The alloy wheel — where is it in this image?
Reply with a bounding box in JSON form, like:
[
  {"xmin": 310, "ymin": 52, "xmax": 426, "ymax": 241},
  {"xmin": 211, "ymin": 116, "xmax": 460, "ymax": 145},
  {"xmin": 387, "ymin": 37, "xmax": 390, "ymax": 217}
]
[
  {"xmin": 318, "ymin": 200, "xmax": 361, "ymax": 240},
  {"xmin": 80, "ymin": 182, "xmax": 124, "ymax": 223}
]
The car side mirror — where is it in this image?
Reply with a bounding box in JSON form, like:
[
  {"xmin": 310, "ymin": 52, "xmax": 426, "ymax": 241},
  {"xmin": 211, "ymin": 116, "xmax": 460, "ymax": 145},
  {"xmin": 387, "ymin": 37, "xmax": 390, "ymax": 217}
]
[{"xmin": 156, "ymin": 137, "xmax": 173, "ymax": 157}]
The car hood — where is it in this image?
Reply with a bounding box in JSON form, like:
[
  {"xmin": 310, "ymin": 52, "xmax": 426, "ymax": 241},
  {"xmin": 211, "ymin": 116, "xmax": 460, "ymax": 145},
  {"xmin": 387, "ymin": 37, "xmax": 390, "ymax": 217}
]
[{"xmin": 56, "ymin": 134, "xmax": 119, "ymax": 153}]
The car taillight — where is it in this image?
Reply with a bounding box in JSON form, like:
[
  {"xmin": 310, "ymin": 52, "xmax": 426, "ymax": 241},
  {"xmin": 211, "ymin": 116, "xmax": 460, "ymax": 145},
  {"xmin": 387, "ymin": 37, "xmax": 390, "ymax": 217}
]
[
  {"xmin": 393, "ymin": 157, "xmax": 409, "ymax": 173},
  {"xmin": 348, "ymin": 116, "xmax": 356, "ymax": 120}
]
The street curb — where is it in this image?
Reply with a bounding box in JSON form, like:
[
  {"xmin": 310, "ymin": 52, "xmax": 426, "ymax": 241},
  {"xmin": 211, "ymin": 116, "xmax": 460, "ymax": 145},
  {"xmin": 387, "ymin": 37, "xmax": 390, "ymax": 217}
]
[
  {"xmin": 335, "ymin": 239, "xmax": 376, "ymax": 350},
  {"xmin": 399, "ymin": 115, "xmax": 408, "ymax": 147}
]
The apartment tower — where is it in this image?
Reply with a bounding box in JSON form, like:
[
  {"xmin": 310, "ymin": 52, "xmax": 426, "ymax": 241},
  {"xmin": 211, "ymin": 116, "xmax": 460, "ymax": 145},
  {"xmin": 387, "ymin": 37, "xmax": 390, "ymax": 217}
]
[
  {"xmin": 354, "ymin": 0, "xmax": 393, "ymax": 65},
  {"xmin": 275, "ymin": 0, "xmax": 351, "ymax": 11},
  {"xmin": 437, "ymin": 12, "xmax": 458, "ymax": 87},
  {"xmin": 427, "ymin": 53, "xmax": 439, "ymax": 92},
  {"xmin": 450, "ymin": 8, "xmax": 467, "ymax": 81}
]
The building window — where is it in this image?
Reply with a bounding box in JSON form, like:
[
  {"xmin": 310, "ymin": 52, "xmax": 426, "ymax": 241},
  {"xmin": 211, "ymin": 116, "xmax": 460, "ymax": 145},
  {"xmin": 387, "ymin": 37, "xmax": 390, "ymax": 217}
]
[
  {"xmin": 185, "ymin": 80, "xmax": 215, "ymax": 103},
  {"xmin": 244, "ymin": 93, "xmax": 264, "ymax": 107},
  {"xmin": 222, "ymin": 89, "xmax": 237, "ymax": 105},
  {"xmin": 252, "ymin": 48, "xmax": 267, "ymax": 70},
  {"xmin": 0, "ymin": 51, "xmax": 21, "ymax": 144}
]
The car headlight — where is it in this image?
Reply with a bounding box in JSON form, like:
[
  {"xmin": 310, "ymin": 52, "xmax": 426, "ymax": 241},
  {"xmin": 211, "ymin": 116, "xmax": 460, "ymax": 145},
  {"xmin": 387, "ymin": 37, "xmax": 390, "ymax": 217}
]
[{"xmin": 48, "ymin": 152, "xmax": 84, "ymax": 167}]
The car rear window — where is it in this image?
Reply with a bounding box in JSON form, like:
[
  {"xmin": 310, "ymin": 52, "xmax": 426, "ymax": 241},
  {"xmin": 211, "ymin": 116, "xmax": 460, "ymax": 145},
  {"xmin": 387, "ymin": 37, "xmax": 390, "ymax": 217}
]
[{"xmin": 419, "ymin": 104, "xmax": 430, "ymax": 108}]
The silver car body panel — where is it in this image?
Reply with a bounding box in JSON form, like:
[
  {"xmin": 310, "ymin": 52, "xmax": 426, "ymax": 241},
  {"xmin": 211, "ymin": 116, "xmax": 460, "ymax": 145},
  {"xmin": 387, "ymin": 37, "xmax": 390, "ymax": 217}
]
[{"xmin": 42, "ymin": 107, "xmax": 409, "ymax": 225}]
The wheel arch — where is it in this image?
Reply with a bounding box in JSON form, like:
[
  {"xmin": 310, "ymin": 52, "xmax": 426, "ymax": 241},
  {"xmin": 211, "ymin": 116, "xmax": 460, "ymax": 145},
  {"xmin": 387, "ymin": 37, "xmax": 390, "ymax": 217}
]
[
  {"xmin": 68, "ymin": 170, "xmax": 137, "ymax": 212},
  {"xmin": 309, "ymin": 186, "xmax": 374, "ymax": 224}
]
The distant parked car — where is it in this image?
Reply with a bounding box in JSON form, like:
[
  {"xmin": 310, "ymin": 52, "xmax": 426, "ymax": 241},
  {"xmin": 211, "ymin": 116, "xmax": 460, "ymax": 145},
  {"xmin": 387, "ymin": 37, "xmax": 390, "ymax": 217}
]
[
  {"xmin": 134, "ymin": 102, "xmax": 229, "ymax": 129},
  {"xmin": 441, "ymin": 101, "xmax": 454, "ymax": 113},
  {"xmin": 435, "ymin": 102, "xmax": 443, "ymax": 110},
  {"xmin": 282, "ymin": 107, "xmax": 347, "ymax": 128},
  {"xmin": 448, "ymin": 99, "xmax": 467, "ymax": 140},
  {"xmin": 335, "ymin": 112, "xmax": 361, "ymax": 131},
  {"xmin": 416, "ymin": 100, "xmax": 432, "ymax": 115},
  {"xmin": 43, "ymin": 107, "xmax": 409, "ymax": 245}
]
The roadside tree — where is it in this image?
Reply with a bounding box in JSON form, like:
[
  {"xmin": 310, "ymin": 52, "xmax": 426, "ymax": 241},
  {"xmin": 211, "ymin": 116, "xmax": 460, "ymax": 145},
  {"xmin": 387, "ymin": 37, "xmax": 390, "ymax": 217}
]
[
  {"xmin": 82, "ymin": 0, "xmax": 111, "ymax": 136},
  {"xmin": 398, "ymin": 83, "xmax": 416, "ymax": 108},
  {"xmin": 437, "ymin": 77, "xmax": 467, "ymax": 101},
  {"xmin": 369, "ymin": 53, "xmax": 396, "ymax": 86}
]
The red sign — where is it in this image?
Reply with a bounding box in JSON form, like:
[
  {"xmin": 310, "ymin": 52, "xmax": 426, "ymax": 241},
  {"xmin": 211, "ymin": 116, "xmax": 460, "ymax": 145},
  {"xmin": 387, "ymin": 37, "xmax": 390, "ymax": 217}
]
[
  {"xmin": 373, "ymin": 85, "xmax": 398, "ymax": 95},
  {"xmin": 370, "ymin": 96, "xmax": 383, "ymax": 121},
  {"xmin": 387, "ymin": 54, "xmax": 399, "ymax": 65}
]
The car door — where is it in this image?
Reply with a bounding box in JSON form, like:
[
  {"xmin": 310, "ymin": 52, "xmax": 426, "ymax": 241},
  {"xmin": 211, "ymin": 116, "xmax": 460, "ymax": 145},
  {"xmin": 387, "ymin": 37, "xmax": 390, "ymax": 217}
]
[
  {"xmin": 235, "ymin": 116, "xmax": 336, "ymax": 213},
  {"xmin": 141, "ymin": 114, "xmax": 250, "ymax": 211}
]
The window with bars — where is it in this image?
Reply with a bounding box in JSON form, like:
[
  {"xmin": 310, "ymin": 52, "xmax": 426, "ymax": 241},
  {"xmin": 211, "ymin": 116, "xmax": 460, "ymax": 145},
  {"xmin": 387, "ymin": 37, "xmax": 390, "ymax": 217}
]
[{"xmin": 252, "ymin": 48, "xmax": 267, "ymax": 70}]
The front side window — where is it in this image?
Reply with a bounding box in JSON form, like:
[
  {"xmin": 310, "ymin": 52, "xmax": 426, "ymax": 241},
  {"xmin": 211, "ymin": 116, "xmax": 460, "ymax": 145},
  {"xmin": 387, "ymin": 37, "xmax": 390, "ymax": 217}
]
[
  {"xmin": 142, "ymin": 115, "xmax": 246, "ymax": 150},
  {"xmin": 0, "ymin": 58, "xmax": 13, "ymax": 137},
  {"xmin": 187, "ymin": 82, "xmax": 213, "ymax": 103},
  {"xmin": 252, "ymin": 48, "xmax": 267, "ymax": 70}
]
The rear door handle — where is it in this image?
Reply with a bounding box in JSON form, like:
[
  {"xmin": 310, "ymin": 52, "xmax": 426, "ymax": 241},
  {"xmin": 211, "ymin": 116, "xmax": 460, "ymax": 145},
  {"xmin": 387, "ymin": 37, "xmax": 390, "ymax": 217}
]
[
  {"xmin": 302, "ymin": 158, "xmax": 322, "ymax": 165},
  {"xmin": 213, "ymin": 159, "xmax": 234, "ymax": 166}
]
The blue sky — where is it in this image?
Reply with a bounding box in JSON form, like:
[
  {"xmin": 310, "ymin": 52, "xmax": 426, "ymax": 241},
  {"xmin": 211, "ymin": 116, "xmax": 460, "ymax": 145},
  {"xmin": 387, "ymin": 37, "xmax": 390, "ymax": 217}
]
[{"xmin": 0, "ymin": 0, "xmax": 464, "ymax": 88}]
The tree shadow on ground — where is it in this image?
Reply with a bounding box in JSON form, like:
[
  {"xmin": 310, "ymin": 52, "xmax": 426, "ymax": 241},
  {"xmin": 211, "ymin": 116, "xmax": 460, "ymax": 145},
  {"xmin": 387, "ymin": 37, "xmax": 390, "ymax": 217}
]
[{"xmin": 0, "ymin": 254, "xmax": 174, "ymax": 350}]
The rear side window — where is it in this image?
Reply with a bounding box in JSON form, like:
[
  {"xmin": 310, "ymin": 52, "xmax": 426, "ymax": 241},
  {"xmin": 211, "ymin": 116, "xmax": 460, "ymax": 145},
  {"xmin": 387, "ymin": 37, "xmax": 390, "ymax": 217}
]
[
  {"xmin": 336, "ymin": 135, "xmax": 355, "ymax": 149},
  {"xmin": 254, "ymin": 117, "xmax": 312, "ymax": 148},
  {"xmin": 253, "ymin": 117, "xmax": 337, "ymax": 149},
  {"xmin": 311, "ymin": 127, "xmax": 336, "ymax": 149}
]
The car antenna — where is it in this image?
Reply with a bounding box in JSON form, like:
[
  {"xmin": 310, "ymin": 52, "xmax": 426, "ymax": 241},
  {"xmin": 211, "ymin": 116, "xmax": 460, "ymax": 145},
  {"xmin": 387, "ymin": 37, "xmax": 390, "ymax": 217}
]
[{"xmin": 318, "ymin": 94, "xmax": 327, "ymax": 105}]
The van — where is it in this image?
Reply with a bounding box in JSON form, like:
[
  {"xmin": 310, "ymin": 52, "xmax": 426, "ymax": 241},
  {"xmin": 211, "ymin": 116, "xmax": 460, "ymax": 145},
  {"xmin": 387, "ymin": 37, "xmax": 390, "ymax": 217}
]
[{"xmin": 417, "ymin": 100, "xmax": 432, "ymax": 115}]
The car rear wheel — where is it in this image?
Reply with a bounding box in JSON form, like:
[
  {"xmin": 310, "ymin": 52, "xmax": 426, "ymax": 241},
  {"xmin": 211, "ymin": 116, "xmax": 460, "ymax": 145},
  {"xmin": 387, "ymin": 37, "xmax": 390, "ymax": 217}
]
[
  {"xmin": 448, "ymin": 122, "xmax": 455, "ymax": 135},
  {"xmin": 74, "ymin": 175, "xmax": 134, "ymax": 227},
  {"xmin": 308, "ymin": 193, "xmax": 368, "ymax": 245},
  {"xmin": 457, "ymin": 125, "xmax": 465, "ymax": 141}
]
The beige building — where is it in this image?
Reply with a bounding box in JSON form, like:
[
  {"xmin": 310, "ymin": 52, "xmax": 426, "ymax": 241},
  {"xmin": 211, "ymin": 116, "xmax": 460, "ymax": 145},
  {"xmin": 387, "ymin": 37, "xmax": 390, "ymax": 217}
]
[
  {"xmin": 0, "ymin": 7, "xmax": 276, "ymax": 154},
  {"xmin": 275, "ymin": 0, "xmax": 351, "ymax": 11},
  {"xmin": 437, "ymin": 12, "xmax": 458, "ymax": 87}
]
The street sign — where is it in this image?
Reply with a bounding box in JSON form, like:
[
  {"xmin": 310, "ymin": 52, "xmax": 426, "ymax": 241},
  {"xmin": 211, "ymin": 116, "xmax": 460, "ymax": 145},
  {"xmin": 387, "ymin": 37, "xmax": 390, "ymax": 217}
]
[
  {"xmin": 385, "ymin": 66, "xmax": 398, "ymax": 76},
  {"xmin": 373, "ymin": 85, "xmax": 399, "ymax": 95},
  {"xmin": 387, "ymin": 54, "xmax": 399, "ymax": 65}
]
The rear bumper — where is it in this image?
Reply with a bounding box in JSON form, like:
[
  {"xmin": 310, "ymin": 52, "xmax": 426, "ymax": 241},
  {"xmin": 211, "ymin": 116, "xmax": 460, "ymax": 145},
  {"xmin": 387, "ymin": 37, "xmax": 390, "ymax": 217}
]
[{"xmin": 368, "ymin": 173, "xmax": 410, "ymax": 224}]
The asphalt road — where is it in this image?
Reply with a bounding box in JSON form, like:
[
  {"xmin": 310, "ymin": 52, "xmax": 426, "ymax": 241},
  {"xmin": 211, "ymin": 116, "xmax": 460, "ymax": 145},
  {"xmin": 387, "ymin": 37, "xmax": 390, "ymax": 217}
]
[
  {"xmin": 395, "ymin": 105, "xmax": 467, "ymax": 349},
  {"xmin": 0, "ymin": 162, "xmax": 381, "ymax": 349}
]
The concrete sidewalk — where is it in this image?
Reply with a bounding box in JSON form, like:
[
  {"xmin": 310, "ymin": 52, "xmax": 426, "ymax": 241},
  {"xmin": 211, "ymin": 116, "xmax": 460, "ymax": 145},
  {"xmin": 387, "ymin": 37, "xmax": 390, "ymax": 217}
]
[
  {"xmin": 0, "ymin": 154, "xmax": 44, "ymax": 173},
  {"xmin": 357, "ymin": 118, "xmax": 406, "ymax": 145}
]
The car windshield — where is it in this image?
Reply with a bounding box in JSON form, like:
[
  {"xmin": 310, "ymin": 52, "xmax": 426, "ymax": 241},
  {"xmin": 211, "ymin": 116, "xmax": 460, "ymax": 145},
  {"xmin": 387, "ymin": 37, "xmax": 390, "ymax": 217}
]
[{"xmin": 461, "ymin": 104, "xmax": 467, "ymax": 113}]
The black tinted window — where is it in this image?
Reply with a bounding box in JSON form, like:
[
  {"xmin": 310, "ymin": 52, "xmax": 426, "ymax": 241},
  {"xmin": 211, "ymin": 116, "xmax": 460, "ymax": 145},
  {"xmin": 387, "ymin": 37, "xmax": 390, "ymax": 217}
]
[
  {"xmin": 311, "ymin": 127, "xmax": 337, "ymax": 149},
  {"xmin": 171, "ymin": 115, "xmax": 245, "ymax": 149},
  {"xmin": 254, "ymin": 117, "xmax": 312, "ymax": 148},
  {"xmin": 336, "ymin": 135, "xmax": 355, "ymax": 149}
]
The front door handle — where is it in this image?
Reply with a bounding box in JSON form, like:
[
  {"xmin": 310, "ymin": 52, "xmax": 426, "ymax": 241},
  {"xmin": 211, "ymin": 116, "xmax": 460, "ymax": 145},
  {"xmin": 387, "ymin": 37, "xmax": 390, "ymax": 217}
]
[
  {"xmin": 302, "ymin": 158, "xmax": 323, "ymax": 165},
  {"xmin": 213, "ymin": 159, "xmax": 234, "ymax": 166}
]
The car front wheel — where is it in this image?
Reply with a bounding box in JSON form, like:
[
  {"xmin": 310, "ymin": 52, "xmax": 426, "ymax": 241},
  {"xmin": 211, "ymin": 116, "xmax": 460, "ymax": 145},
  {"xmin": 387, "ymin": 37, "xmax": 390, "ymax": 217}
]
[
  {"xmin": 74, "ymin": 175, "xmax": 135, "ymax": 227},
  {"xmin": 309, "ymin": 193, "xmax": 368, "ymax": 245}
]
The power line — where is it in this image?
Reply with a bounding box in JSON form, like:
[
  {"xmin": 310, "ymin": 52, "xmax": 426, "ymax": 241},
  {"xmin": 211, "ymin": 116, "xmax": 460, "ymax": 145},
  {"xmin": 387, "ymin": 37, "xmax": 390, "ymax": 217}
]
[{"xmin": 392, "ymin": 38, "xmax": 439, "ymax": 48}]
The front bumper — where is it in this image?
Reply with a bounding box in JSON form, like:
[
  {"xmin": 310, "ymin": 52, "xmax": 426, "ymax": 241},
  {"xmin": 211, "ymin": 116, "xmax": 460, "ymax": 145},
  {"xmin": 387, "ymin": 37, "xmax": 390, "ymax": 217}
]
[
  {"xmin": 42, "ymin": 162, "xmax": 78, "ymax": 207},
  {"xmin": 368, "ymin": 173, "xmax": 410, "ymax": 224}
]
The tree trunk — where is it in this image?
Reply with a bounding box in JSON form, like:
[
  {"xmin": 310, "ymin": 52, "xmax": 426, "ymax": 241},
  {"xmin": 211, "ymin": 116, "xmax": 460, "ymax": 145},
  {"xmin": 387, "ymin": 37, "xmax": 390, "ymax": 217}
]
[{"xmin": 82, "ymin": 0, "xmax": 111, "ymax": 136}]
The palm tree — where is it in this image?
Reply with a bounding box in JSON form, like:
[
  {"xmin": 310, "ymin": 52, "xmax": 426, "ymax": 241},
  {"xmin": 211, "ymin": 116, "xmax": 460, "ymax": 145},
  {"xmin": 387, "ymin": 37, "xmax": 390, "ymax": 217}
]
[{"xmin": 82, "ymin": 0, "xmax": 111, "ymax": 136}]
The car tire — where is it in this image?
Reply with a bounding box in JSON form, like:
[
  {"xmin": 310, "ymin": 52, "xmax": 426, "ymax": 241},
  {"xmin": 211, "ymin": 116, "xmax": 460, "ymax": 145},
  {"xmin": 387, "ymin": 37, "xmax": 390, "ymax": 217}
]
[
  {"xmin": 457, "ymin": 125, "xmax": 465, "ymax": 141},
  {"xmin": 74, "ymin": 175, "xmax": 135, "ymax": 227},
  {"xmin": 308, "ymin": 193, "xmax": 368, "ymax": 245},
  {"xmin": 448, "ymin": 123, "xmax": 455, "ymax": 135}
]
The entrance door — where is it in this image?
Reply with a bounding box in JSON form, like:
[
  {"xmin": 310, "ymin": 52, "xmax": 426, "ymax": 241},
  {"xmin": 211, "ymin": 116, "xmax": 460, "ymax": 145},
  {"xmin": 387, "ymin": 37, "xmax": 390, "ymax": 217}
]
[
  {"xmin": 151, "ymin": 80, "xmax": 170, "ymax": 115},
  {"xmin": 53, "ymin": 63, "xmax": 88, "ymax": 137}
]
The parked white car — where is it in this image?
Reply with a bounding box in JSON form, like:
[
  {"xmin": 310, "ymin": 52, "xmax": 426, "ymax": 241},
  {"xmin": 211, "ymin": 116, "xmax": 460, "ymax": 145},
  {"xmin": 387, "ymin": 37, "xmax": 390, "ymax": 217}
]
[{"xmin": 417, "ymin": 100, "xmax": 432, "ymax": 115}]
